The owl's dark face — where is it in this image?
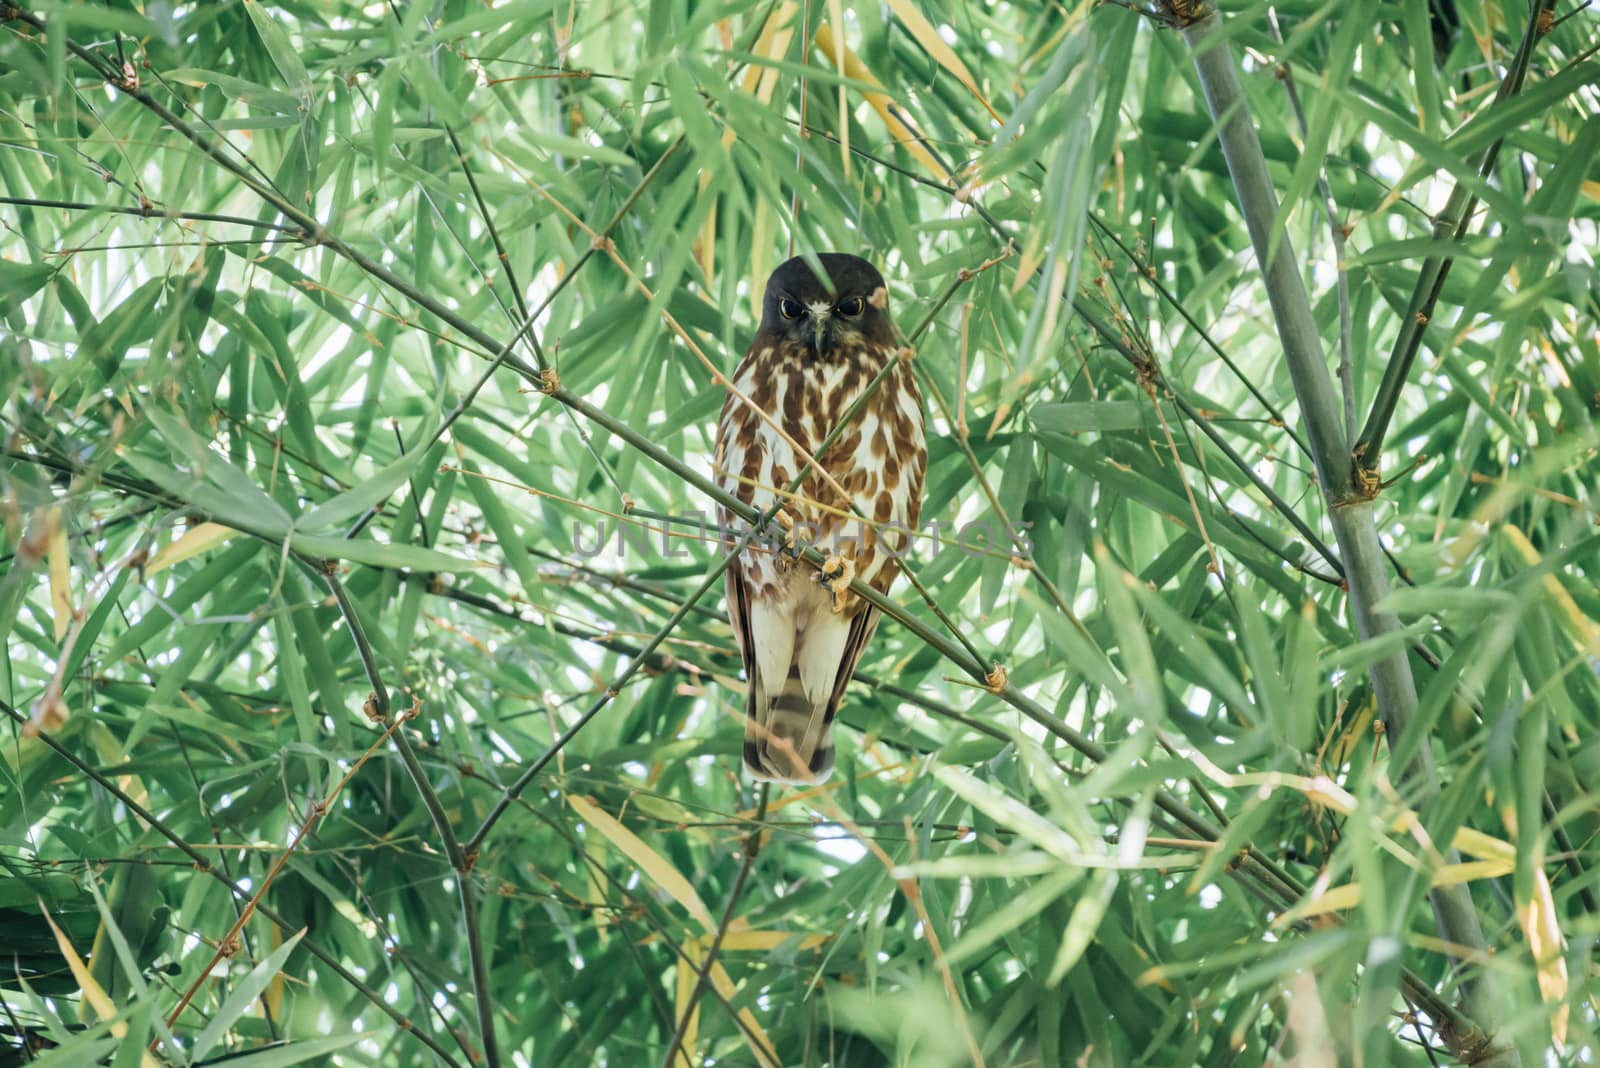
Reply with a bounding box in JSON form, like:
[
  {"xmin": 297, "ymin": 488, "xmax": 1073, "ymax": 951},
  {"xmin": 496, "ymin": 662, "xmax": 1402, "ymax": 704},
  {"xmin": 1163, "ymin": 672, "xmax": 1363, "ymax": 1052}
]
[{"xmin": 760, "ymin": 253, "xmax": 895, "ymax": 358}]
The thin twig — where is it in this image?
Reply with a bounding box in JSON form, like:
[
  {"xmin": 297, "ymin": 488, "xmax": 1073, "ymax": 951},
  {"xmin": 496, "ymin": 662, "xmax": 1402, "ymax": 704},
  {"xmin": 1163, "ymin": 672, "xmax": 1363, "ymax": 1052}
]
[
  {"xmin": 321, "ymin": 567, "xmax": 500, "ymax": 1068},
  {"xmin": 158, "ymin": 713, "xmax": 409, "ymax": 1040},
  {"xmin": 1352, "ymin": 0, "xmax": 1557, "ymax": 471},
  {"xmin": 658, "ymin": 783, "xmax": 771, "ymax": 1068}
]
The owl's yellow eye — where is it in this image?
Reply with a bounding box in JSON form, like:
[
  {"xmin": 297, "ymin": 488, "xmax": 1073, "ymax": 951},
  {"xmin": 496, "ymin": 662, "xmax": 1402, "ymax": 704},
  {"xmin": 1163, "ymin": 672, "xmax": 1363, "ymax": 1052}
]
[
  {"xmin": 836, "ymin": 296, "xmax": 865, "ymax": 317},
  {"xmin": 779, "ymin": 298, "xmax": 803, "ymax": 319}
]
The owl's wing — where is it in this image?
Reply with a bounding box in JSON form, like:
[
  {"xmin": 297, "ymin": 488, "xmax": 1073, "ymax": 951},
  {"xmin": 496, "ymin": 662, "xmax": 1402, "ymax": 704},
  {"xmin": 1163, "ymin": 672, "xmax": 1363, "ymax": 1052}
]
[
  {"xmin": 726, "ymin": 564, "xmax": 765, "ymax": 773},
  {"xmin": 824, "ymin": 603, "xmax": 881, "ymax": 729}
]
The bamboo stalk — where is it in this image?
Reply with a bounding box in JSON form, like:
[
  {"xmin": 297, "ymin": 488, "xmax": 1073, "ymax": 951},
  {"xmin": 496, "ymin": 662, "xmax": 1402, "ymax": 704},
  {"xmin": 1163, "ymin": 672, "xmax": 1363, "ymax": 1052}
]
[{"xmin": 1173, "ymin": 7, "xmax": 1512, "ymax": 1063}]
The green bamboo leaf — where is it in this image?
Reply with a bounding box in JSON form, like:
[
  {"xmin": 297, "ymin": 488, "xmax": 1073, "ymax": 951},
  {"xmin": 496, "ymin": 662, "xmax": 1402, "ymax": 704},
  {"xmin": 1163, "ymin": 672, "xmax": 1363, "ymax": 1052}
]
[
  {"xmin": 1031, "ymin": 401, "xmax": 1152, "ymax": 434},
  {"xmin": 166, "ymin": 68, "xmax": 300, "ymax": 113},
  {"xmin": 130, "ymin": 408, "xmax": 291, "ymax": 532},
  {"xmin": 459, "ymin": 458, "xmax": 542, "ymax": 596},
  {"xmin": 1093, "ymin": 546, "xmax": 1162, "ymax": 715},
  {"xmin": 26, "ymin": 1036, "xmax": 119, "ymax": 1067},
  {"xmin": 192, "ymin": 929, "xmax": 308, "ymax": 1061},
  {"xmin": 298, "ymin": 443, "xmax": 436, "ymax": 533},
  {"xmin": 898, "ymin": 851, "xmax": 1066, "ymax": 880},
  {"xmin": 1046, "ymin": 868, "xmax": 1118, "ymax": 987},
  {"xmin": 0, "ymin": 259, "xmax": 57, "ymax": 316},
  {"xmin": 198, "ymin": 1033, "xmax": 370, "ymax": 1068},
  {"xmin": 243, "ymin": 1, "xmax": 311, "ymax": 98},
  {"xmin": 1269, "ymin": 0, "xmax": 1375, "ymax": 260},
  {"xmin": 1445, "ymin": 60, "xmax": 1600, "ymax": 161},
  {"xmin": 77, "ymin": 276, "xmax": 165, "ymax": 382},
  {"xmin": 935, "ymin": 766, "xmax": 1081, "ymax": 861},
  {"xmin": 665, "ymin": 62, "xmax": 725, "ymax": 165},
  {"xmin": 943, "ymin": 868, "xmax": 1081, "ymax": 968},
  {"xmin": 289, "ymin": 532, "xmax": 474, "ymax": 572}
]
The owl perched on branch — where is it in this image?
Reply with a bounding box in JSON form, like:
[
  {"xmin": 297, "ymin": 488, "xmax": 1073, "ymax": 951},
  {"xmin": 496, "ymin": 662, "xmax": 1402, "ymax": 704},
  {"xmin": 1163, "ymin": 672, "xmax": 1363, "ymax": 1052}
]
[{"xmin": 713, "ymin": 254, "xmax": 927, "ymax": 782}]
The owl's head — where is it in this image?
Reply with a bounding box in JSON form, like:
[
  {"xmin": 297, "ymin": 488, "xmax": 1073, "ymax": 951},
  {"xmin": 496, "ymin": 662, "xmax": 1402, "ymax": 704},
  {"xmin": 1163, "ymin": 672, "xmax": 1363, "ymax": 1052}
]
[{"xmin": 761, "ymin": 253, "xmax": 895, "ymax": 357}]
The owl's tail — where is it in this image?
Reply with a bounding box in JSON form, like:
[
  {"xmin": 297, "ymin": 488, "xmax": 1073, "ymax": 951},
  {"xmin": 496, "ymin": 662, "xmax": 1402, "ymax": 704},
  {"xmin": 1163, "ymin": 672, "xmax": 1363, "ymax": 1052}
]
[{"xmin": 744, "ymin": 662, "xmax": 834, "ymax": 783}]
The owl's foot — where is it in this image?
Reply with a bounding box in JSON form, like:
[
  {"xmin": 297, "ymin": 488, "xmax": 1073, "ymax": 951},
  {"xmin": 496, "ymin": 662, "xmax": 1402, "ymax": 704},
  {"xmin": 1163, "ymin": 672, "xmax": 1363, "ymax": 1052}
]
[
  {"xmin": 772, "ymin": 538, "xmax": 805, "ymax": 576},
  {"xmin": 816, "ymin": 554, "xmax": 856, "ymax": 613},
  {"xmin": 777, "ymin": 521, "xmax": 819, "ymax": 574}
]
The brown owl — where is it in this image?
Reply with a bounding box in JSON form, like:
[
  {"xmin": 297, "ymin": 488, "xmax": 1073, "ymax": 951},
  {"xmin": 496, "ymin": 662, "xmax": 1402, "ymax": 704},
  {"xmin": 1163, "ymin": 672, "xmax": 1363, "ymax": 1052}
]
[{"xmin": 713, "ymin": 254, "xmax": 927, "ymax": 782}]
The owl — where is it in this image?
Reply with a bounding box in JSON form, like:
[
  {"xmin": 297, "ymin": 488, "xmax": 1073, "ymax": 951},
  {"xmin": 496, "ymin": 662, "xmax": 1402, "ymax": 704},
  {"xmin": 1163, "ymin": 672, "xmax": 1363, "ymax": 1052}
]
[{"xmin": 712, "ymin": 254, "xmax": 927, "ymax": 782}]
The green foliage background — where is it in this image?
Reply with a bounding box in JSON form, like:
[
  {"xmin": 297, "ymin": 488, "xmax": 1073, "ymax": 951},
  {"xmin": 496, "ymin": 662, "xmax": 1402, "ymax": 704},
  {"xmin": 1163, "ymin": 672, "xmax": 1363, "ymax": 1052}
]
[{"xmin": 1, "ymin": 0, "xmax": 1597, "ymax": 1065}]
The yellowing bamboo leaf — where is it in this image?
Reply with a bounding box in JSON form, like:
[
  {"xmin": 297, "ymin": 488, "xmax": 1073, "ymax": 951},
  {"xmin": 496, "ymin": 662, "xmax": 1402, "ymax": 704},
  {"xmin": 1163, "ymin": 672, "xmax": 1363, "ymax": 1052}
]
[
  {"xmin": 1010, "ymin": 225, "xmax": 1046, "ymax": 295},
  {"xmin": 568, "ymin": 794, "xmax": 714, "ymax": 929},
  {"xmin": 1285, "ymin": 971, "xmax": 1337, "ymax": 1067},
  {"xmin": 566, "ymin": 796, "xmax": 785, "ymax": 1066},
  {"xmin": 813, "ymin": 22, "xmax": 951, "ymax": 184},
  {"xmin": 672, "ymin": 940, "xmax": 701, "ymax": 1068},
  {"xmin": 828, "ymin": 0, "xmax": 850, "ymax": 179},
  {"xmin": 722, "ymin": 930, "xmax": 828, "ymax": 952},
  {"xmin": 48, "ymin": 509, "xmax": 72, "ymax": 642},
  {"xmin": 1500, "ymin": 525, "xmax": 1600, "ymax": 656},
  {"xmin": 1431, "ymin": 858, "xmax": 1516, "ymax": 885},
  {"xmin": 706, "ymin": 1, "xmax": 800, "ymax": 289},
  {"xmin": 689, "ymin": 929, "xmax": 830, "ymax": 952},
  {"xmin": 1278, "ymin": 857, "xmax": 1515, "ymax": 924},
  {"xmin": 44, "ymin": 904, "xmax": 116, "ymax": 1021},
  {"xmin": 90, "ymin": 720, "xmax": 149, "ymax": 810},
  {"xmin": 145, "ymin": 522, "xmax": 240, "ymax": 577},
  {"xmin": 1324, "ymin": 695, "xmax": 1377, "ymax": 769},
  {"xmin": 1519, "ymin": 868, "xmax": 1569, "ymax": 1045},
  {"xmin": 1450, "ymin": 825, "xmax": 1518, "ymax": 865},
  {"xmin": 741, "ymin": 2, "xmax": 799, "ymax": 103},
  {"xmin": 706, "ymin": 958, "xmax": 778, "ymax": 1067},
  {"xmin": 884, "ymin": 0, "xmax": 1002, "ymax": 123},
  {"xmin": 570, "ymin": 797, "xmax": 781, "ymax": 1066},
  {"xmin": 267, "ymin": 922, "xmax": 286, "ymax": 1021},
  {"xmin": 1277, "ymin": 882, "xmax": 1362, "ymax": 923},
  {"xmin": 42, "ymin": 905, "xmax": 163, "ymax": 1068},
  {"xmin": 668, "ymin": 933, "xmax": 782, "ymax": 1067}
]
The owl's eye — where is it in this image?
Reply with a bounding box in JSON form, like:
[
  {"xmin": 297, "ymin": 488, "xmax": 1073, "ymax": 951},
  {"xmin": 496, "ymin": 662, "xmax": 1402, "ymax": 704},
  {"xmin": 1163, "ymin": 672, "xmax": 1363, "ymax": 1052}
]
[
  {"xmin": 836, "ymin": 296, "xmax": 865, "ymax": 317},
  {"xmin": 778, "ymin": 298, "xmax": 803, "ymax": 320}
]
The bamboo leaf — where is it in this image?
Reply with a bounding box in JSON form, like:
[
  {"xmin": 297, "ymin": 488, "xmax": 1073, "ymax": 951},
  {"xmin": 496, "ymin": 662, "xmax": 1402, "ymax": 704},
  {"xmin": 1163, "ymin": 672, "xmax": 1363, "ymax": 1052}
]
[
  {"xmin": 568, "ymin": 795, "xmax": 715, "ymax": 930},
  {"xmin": 192, "ymin": 929, "xmax": 307, "ymax": 1061},
  {"xmin": 144, "ymin": 522, "xmax": 240, "ymax": 577}
]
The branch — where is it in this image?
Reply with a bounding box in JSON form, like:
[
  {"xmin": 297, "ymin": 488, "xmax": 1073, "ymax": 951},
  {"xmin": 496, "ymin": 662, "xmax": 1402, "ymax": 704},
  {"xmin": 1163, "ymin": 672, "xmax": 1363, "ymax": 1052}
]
[{"xmin": 0, "ymin": 195, "xmax": 305, "ymax": 233}]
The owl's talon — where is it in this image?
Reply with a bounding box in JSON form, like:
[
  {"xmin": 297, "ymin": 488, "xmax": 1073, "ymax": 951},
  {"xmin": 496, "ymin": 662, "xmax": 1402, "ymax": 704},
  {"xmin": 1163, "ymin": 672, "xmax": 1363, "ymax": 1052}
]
[{"xmin": 817, "ymin": 554, "xmax": 855, "ymax": 612}]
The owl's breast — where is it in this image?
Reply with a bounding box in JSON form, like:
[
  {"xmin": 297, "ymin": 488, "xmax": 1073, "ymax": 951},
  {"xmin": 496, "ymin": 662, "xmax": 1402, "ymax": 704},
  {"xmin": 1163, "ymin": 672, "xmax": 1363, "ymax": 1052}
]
[{"xmin": 715, "ymin": 342, "xmax": 926, "ymax": 599}]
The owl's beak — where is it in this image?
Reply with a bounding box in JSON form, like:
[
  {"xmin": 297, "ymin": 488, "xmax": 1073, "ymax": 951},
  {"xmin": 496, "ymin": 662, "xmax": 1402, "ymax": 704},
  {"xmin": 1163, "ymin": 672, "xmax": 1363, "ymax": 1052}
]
[{"xmin": 809, "ymin": 310, "xmax": 831, "ymax": 354}]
